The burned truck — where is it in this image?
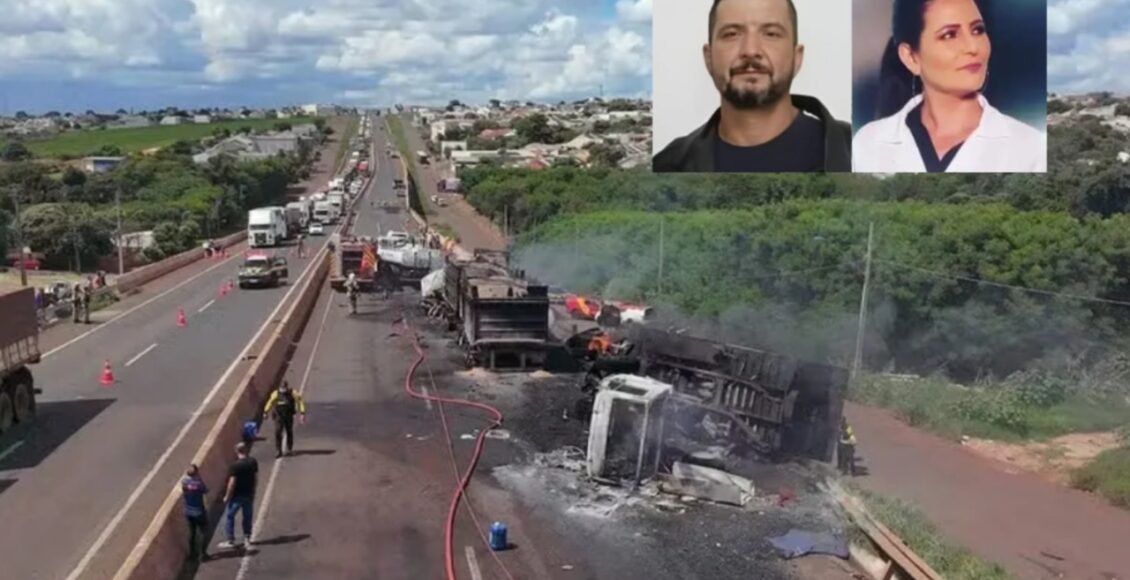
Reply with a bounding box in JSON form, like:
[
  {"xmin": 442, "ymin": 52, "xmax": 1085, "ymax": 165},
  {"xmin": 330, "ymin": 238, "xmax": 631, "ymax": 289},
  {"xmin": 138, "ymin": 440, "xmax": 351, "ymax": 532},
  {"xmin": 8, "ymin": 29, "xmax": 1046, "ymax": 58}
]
[
  {"xmin": 577, "ymin": 325, "xmax": 847, "ymax": 463},
  {"xmin": 432, "ymin": 250, "xmax": 550, "ymax": 370}
]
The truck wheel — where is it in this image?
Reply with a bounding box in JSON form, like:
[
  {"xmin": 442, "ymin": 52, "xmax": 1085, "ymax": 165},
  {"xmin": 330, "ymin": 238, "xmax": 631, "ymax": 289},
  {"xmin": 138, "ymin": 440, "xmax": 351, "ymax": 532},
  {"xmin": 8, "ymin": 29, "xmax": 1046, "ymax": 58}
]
[
  {"xmin": 12, "ymin": 380, "xmax": 34, "ymax": 424},
  {"xmin": 0, "ymin": 391, "xmax": 14, "ymax": 435}
]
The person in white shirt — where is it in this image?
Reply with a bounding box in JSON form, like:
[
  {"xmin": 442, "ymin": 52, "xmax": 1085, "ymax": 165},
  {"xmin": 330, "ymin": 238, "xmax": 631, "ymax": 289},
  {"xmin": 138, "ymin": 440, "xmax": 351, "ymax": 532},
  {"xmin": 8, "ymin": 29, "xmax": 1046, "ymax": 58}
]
[{"xmin": 852, "ymin": 0, "xmax": 1045, "ymax": 173}]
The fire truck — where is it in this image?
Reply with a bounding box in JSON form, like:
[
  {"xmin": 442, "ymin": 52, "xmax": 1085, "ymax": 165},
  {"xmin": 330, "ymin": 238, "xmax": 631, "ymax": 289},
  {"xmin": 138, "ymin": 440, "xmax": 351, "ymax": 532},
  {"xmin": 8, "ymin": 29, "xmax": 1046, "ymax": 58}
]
[{"xmin": 329, "ymin": 235, "xmax": 379, "ymax": 292}]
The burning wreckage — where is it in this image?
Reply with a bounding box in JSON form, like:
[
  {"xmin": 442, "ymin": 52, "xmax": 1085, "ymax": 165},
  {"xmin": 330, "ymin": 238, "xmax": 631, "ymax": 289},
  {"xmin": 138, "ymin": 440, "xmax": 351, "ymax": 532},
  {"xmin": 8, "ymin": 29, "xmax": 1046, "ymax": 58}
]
[
  {"xmin": 415, "ymin": 252, "xmax": 846, "ymax": 488},
  {"xmin": 570, "ymin": 325, "xmax": 848, "ymax": 489}
]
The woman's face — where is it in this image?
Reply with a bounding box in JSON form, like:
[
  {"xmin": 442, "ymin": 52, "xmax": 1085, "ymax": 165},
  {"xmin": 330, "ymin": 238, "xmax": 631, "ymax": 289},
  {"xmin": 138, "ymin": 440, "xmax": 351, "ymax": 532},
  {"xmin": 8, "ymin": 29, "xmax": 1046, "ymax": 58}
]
[{"xmin": 900, "ymin": 0, "xmax": 991, "ymax": 97}]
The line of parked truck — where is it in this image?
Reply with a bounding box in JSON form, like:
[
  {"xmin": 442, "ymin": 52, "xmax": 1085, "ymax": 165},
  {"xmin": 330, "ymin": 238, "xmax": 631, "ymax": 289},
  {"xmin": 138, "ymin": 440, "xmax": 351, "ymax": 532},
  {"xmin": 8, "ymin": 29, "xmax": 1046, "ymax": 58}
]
[{"xmin": 247, "ymin": 123, "xmax": 373, "ymax": 249}]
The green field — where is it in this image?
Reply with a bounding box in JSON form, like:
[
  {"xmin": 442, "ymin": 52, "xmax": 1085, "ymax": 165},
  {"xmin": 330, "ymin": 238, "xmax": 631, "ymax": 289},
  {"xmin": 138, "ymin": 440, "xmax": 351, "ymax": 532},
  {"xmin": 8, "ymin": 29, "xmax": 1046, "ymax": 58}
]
[{"xmin": 20, "ymin": 117, "xmax": 321, "ymax": 158}]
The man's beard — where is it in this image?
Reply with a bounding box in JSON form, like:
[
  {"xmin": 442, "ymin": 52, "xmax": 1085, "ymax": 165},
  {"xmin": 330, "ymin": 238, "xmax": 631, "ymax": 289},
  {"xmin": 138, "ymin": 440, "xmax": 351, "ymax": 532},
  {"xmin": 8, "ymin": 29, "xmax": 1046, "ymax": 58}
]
[{"xmin": 721, "ymin": 62, "xmax": 794, "ymax": 109}]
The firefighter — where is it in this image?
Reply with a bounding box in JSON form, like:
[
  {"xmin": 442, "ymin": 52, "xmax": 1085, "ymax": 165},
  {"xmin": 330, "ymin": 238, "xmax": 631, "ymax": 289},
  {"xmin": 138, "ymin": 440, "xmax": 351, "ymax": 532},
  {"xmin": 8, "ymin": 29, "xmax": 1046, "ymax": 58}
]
[
  {"xmin": 837, "ymin": 418, "xmax": 857, "ymax": 476},
  {"xmin": 262, "ymin": 380, "xmax": 306, "ymax": 458},
  {"xmin": 344, "ymin": 272, "xmax": 360, "ymax": 313}
]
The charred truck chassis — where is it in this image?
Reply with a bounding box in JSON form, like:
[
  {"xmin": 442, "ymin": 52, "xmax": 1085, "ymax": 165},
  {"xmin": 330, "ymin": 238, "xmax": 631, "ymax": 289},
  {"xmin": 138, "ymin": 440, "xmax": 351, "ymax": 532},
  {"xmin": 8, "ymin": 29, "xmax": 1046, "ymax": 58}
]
[
  {"xmin": 441, "ymin": 250, "xmax": 550, "ymax": 371},
  {"xmin": 583, "ymin": 326, "xmax": 847, "ymax": 462}
]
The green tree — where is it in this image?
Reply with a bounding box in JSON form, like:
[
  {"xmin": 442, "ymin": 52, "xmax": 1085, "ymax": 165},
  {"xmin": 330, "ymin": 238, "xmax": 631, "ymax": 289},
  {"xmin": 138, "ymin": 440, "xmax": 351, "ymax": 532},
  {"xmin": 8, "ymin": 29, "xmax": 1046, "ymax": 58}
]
[
  {"xmin": 273, "ymin": 121, "xmax": 292, "ymax": 132},
  {"xmin": 61, "ymin": 167, "xmax": 87, "ymax": 188},
  {"xmin": 2, "ymin": 142, "xmax": 31, "ymax": 161},
  {"xmin": 19, "ymin": 203, "xmax": 112, "ymax": 270},
  {"xmin": 514, "ymin": 113, "xmax": 554, "ymax": 144}
]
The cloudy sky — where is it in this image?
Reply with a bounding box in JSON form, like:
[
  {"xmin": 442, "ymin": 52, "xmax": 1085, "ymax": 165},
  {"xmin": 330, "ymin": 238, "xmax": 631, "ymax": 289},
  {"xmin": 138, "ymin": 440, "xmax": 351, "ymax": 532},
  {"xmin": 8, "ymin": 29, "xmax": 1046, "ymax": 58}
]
[
  {"xmin": 0, "ymin": 1, "xmax": 1112, "ymax": 113},
  {"xmin": 1047, "ymin": 0, "xmax": 1130, "ymax": 93},
  {"xmin": 0, "ymin": 0, "xmax": 652, "ymax": 113}
]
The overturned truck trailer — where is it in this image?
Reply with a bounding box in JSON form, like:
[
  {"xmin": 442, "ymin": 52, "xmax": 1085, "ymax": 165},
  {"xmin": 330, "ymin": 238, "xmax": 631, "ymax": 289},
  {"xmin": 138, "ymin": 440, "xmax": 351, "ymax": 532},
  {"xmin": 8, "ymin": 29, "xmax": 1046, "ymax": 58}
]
[
  {"xmin": 442, "ymin": 250, "xmax": 550, "ymax": 370},
  {"xmin": 627, "ymin": 326, "xmax": 848, "ymax": 462}
]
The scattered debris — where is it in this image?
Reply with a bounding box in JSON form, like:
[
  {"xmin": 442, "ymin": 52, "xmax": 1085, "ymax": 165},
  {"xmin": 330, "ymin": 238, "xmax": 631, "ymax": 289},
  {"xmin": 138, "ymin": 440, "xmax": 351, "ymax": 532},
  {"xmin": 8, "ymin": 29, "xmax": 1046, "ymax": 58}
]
[
  {"xmin": 486, "ymin": 429, "xmax": 511, "ymax": 440},
  {"xmin": 561, "ymin": 564, "xmax": 574, "ymax": 571},
  {"xmin": 768, "ymin": 529, "xmax": 849, "ymax": 560},
  {"xmin": 658, "ymin": 462, "xmax": 755, "ymax": 507},
  {"xmin": 529, "ymin": 370, "xmax": 554, "ymax": 379}
]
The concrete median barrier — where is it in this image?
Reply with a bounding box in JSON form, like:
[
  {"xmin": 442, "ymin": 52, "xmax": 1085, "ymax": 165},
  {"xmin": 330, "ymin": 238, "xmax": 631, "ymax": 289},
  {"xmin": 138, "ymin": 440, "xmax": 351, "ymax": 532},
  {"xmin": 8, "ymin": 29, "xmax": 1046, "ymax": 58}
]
[
  {"xmin": 111, "ymin": 247, "xmax": 329, "ymax": 580},
  {"xmin": 115, "ymin": 231, "xmax": 247, "ymax": 295}
]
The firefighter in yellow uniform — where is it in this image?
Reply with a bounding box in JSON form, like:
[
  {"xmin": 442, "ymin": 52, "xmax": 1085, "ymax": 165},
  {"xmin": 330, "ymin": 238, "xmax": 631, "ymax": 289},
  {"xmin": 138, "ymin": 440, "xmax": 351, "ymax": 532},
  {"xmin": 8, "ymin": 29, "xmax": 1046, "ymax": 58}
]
[
  {"xmin": 837, "ymin": 418, "xmax": 857, "ymax": 476},
  {"xmin": 262, "ymin": 381, "xmax": 306, "ymax": 458}
]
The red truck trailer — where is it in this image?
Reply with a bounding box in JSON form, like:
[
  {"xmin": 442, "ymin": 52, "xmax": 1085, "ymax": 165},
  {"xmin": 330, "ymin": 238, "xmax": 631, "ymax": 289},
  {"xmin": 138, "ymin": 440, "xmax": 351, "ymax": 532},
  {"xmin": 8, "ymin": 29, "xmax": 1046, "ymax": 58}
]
[{"xmin": 0, "ymin": 288, "xmax": 41, "ymax": 435}]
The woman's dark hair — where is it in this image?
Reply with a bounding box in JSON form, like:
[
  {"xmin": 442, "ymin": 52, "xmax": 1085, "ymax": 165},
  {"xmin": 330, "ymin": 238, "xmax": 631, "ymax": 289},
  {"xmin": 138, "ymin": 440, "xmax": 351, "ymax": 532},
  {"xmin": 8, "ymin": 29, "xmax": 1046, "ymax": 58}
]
[{"xmin": 875, "ymin": 0, "xmax": 989, "ymax": 118}]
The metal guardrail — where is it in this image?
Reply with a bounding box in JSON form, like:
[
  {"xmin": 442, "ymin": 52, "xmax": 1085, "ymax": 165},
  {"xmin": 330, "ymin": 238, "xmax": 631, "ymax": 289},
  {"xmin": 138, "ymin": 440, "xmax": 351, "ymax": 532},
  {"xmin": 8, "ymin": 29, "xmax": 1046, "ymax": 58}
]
[{"xmin": 826, "ymin": 480, "xmax": 944, "ymax": 580}]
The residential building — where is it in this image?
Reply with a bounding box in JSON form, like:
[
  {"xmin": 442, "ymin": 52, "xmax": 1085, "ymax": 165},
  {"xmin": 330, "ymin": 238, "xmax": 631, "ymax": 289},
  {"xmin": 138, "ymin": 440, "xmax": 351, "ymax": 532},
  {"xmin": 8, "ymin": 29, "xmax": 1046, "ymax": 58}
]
[
  {"xmin": 193, "ymin": 114, "xmax": 212, "ymax": 124},
  {"xmin": 81, "ymin": 156, "xmax": 127, "ymax": 173},
  {"xmin": 159, "ymin": 115, "xmax": 182, "ymax": 125}
]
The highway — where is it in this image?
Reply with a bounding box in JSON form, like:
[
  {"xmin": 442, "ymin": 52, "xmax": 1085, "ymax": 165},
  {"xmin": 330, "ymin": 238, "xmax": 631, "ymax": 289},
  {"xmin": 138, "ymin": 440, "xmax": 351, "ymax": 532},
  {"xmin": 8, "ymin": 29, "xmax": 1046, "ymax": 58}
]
[
  {"xmin": 0, "ymin": 130, "xmax": 365, "ymax": 579},
  {"xmin": 195, "ymin": 117, "xmax": 577, "ymax": 580}
]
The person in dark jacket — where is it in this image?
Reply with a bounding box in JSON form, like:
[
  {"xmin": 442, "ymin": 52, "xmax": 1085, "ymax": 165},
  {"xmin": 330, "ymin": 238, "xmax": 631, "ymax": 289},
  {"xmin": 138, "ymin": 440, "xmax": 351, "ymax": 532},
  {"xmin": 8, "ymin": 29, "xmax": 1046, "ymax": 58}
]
[
  {"xmin": 262, "ymin": 380, "xmax": 306, "ymax": 458},
  {"xmin": 653, "ymin": 0, "xmax": 851, "ymax": 173}
]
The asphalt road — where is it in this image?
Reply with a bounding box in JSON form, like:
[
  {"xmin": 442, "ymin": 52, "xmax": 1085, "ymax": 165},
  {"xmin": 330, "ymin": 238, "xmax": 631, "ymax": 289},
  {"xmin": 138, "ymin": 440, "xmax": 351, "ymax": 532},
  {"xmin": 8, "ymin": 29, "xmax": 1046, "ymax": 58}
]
[
  {"xmin": 195, "ymin": 120, "xmax": 577, "ymax": 580},
  {"xmin": 0, "ymin": 133, "xmax": 360, "ymax": 579}
]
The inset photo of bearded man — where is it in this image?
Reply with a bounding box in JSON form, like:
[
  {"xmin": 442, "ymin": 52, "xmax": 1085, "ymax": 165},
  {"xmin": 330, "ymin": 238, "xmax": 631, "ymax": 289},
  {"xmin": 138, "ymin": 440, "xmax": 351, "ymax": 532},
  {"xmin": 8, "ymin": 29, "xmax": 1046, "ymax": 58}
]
[{"xmin": 652, "ymin": 0, "xmax": 852, "ymax": 173}]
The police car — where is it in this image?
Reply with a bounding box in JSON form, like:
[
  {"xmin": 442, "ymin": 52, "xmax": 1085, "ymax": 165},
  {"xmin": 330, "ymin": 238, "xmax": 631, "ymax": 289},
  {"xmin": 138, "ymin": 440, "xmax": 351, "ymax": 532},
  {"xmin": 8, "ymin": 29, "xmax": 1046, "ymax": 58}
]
[{"xmin": 238, "ymin": 252, "xmax": 289, "ymax": 288}]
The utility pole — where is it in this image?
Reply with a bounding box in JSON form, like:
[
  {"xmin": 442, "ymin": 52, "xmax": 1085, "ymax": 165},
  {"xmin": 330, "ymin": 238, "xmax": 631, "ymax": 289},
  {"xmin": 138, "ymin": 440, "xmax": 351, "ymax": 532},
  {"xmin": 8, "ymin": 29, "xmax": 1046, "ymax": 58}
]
[
  {"xmin": 657, "ymin": 215, "xmax": 665, "ymax": 297},
  {"xmin": 116, "ymin": 187, "xmax": 125, "ymax": 276},
  {"xmin": 503, "ymin": 204, "xmax": 509, "ymax": 240},
  {"xmin": 852, "ymin": 222, "xmax": 875, "ymax": 380},
  {"xmin": 9, "ymin": 187, "xmax": 27, "ymax": 287}
]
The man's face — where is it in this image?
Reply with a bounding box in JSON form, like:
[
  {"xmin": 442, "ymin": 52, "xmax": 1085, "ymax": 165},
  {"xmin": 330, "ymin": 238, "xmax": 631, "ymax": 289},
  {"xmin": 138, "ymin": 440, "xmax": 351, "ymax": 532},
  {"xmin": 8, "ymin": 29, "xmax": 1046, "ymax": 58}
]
[{"xmin": 704, "ymin": 0, "xmax": 803, "ymax": 109}]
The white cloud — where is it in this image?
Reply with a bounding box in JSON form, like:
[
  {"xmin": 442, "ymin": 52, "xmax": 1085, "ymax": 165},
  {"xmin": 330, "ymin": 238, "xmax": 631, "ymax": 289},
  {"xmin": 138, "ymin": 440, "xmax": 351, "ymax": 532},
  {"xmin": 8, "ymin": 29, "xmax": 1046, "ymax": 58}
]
[
  {"xmin": 0, "ymin": 0, "xmax": 653, "ymax": 109},
  {"xmin": 616, "ymin": 0, "xmax": 652, "ymax": 23},
  {"xmin": 1048, "ymin": 0, "xmax": 1130, "ymax": 93}
]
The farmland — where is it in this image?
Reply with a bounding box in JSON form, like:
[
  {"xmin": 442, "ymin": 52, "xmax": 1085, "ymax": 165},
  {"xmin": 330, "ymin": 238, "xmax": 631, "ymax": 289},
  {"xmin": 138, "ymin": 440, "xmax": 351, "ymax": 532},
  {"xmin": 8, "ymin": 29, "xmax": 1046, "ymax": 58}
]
[{"xmin": 17, "ymin": 116, "xmax": 321, "ymax": 158}]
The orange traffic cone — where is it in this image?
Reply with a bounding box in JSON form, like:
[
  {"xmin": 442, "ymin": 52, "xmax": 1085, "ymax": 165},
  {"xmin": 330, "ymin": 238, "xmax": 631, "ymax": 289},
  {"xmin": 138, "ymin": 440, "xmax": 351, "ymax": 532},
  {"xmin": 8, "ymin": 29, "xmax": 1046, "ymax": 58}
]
[
  {"xmin": 219, "ymin": 281, "xmax": 228, "ymax": 297},
  {"xmin": 176, "ymin": 308, "xmax": 187, "ymax": 327},
  {"xmin": 100, "ymin": 360, "xmax": 115, "ymax": 386}
]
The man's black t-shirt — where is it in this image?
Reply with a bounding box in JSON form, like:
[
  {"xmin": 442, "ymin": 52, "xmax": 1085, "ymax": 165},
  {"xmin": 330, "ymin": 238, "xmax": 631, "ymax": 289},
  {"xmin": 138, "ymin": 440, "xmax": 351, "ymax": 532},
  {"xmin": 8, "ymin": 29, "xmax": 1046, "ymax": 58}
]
[
  {"xmin": 714, "ymin": 112, "xmax": 825, "ymax": 172},
  {"xmin": 228, "ymin": 457, "xmax": 258, "ymax": 498}
]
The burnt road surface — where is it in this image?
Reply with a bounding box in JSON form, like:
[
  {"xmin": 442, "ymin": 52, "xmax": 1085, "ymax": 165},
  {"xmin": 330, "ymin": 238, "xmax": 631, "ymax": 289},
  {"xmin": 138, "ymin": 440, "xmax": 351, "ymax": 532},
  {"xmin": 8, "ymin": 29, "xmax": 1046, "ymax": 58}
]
[
  {"xmin": 0, "ymin": 123, "xmax": 360, "ymax": 580},
  {"xmin": 196, "ymin": 123, "xmax": 851, "ymax": 580},
  {"xmin": 847, "ymin": 401, "xmax": 1130, "ymax": 579}
]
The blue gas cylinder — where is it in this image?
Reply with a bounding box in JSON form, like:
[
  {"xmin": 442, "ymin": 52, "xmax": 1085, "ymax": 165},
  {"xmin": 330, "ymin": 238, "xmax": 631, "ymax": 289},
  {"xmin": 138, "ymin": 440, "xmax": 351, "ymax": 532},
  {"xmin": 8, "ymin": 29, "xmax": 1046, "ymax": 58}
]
[{"xmin": 489, "ymin": 521, "xmax": 507, "ymax": 551}]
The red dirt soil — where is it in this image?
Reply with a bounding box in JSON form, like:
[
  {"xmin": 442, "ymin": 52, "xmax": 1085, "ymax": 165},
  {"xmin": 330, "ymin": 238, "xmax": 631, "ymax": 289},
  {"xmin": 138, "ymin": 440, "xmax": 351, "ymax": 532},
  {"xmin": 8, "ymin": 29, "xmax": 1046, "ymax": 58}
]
[{"xmin": 846, "ymin": 401, "xmax": 1130, "ymax": 580}]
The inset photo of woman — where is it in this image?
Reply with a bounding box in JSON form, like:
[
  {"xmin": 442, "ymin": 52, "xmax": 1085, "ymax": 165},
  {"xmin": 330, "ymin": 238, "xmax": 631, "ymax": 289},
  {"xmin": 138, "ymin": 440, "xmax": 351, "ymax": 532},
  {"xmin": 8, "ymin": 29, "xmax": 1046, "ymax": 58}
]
[{"xmin": 851, "ymin": 0, "xmax": 1046, "ymax": 173}]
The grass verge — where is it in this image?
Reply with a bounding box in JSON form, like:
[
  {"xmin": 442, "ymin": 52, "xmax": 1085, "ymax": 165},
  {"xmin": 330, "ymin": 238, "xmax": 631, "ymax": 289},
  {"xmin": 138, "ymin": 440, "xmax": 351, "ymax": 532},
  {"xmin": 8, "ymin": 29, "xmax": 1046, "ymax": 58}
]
[
  {"xmin": 850, "ymin": 373, "xmax": 1130, "ymax": 442},
  {"xmin": 385, "ymin": 116, "xmax": 428, "ymax": 217},
  {"xmin": 431, "ymin": 223, "xmax": 459, "ymax": 242},
  {"xmin": 850, "ymin": 485, "xmax": 1013, "ymax": 579},
  {"xmin": 333, "ymin": 115, "xmax": 360, "ymax": 174},
  {"xmin": 1071, "ymin": 445, "xmax": 1130, "ymax": 508},
  {"xmin": 23, "ymin": 117, "xmax": 321, "ymax": 158}
]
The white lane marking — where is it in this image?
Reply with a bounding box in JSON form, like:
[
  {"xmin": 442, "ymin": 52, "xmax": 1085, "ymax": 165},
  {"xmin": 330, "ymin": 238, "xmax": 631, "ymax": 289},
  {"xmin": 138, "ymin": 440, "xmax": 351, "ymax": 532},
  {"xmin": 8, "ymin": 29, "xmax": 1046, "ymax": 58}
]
[
  {"xmin": 197, "ymin": 299, "xmax": 216, "ymax": 314},
  {"xmin": 466, "ymin": 545, "xmax": 484, "ymax": 580},
  {"xmin": 124, "ymin": 343, "xmax": 158, "ymax": 368},
  {"xmin": 421, "ymin": 384, "xmax": 433, "ymax": 411},
  {"xmin": 235, "ymin": 191, "xmax": 357, "ymax": 580},
  {"xmin": 42, "ymin": 249, "xmax": 243, "ymax": 359},
  {"xmin": 65, "ymin": 240, "xmax": 330, "ymax": 580},
  {"xmin": 0, "ymin": 441, "xmax": 25, "ymax": 463}
]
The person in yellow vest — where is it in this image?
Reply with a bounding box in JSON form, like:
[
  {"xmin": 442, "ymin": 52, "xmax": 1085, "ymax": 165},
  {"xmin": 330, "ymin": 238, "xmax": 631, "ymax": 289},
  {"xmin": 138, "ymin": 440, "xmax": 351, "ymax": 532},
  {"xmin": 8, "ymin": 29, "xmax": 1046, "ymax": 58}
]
[
  {"xmin": 262, "ymin": 381, "xmax": 306, "ymax": 458},
  {"xmin": 838, "ymin": 418, "xmax": 857, "ymax": 476}
]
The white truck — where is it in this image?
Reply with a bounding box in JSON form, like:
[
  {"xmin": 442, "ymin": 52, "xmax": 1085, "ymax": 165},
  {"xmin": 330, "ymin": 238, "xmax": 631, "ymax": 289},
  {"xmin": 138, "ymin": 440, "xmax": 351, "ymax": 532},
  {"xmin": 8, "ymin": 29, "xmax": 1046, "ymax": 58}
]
[
  {"xmin": 327, "ymin": 192, "xmax": 346, "ymax": 217},
  {"xmin": 313, "ymin": 200, "xmax": 338, "ymax": 225},
  {"xmin": 285, "ymin": 202, "xmax": 308, "ymax": 231},
  {"xmin": 248, "ymin": 207, "xmax": 287, "ymax": 247}
]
